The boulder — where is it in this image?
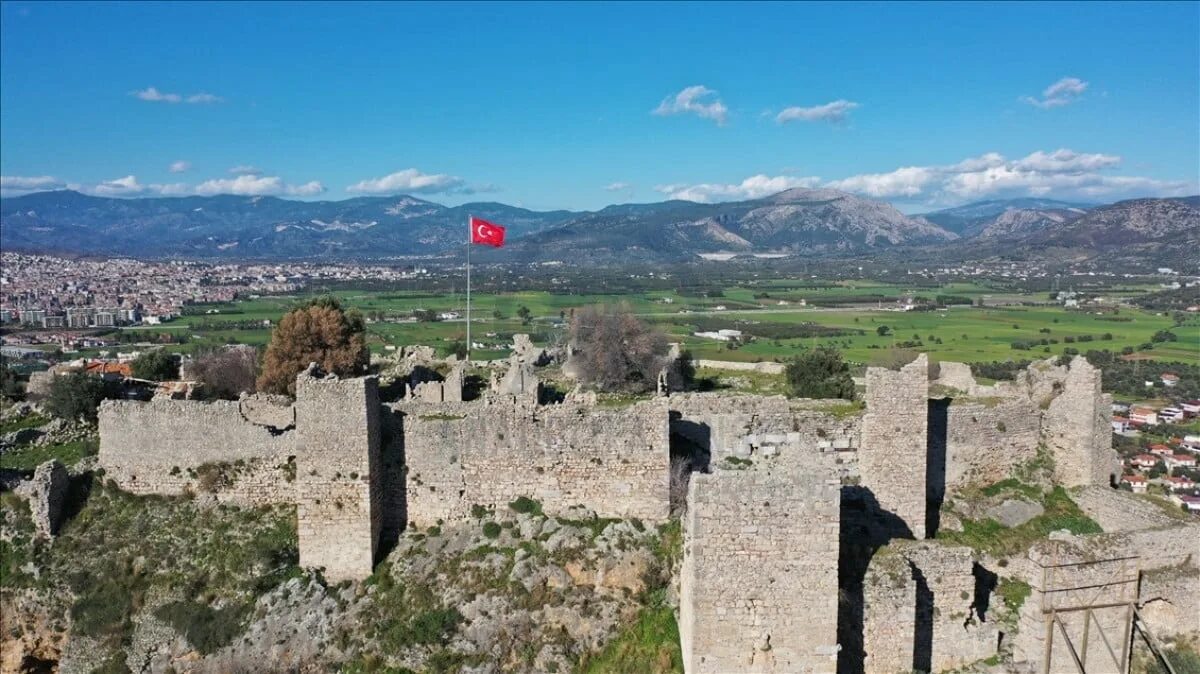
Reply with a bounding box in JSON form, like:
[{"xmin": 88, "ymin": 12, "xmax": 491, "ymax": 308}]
[{"xmin": 985, "ymin": 498, "xmax": 1044, "ymax": 528}]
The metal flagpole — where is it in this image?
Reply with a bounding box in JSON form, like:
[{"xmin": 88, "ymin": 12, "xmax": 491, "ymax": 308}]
[{"xmin": 466, "ymin": 215, "xmax": 471, "ymax": 361}]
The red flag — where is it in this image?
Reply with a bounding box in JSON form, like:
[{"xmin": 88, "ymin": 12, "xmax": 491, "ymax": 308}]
[{"xmin": 470, "ymin": 216, "xmax": 506, "ymax": 247}]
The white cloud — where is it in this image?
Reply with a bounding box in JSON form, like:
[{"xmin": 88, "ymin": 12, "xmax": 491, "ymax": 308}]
[
  {"xmin": 131, "ymin": 87, "xmax": 224, "ymax": 104},
  {"xmin": 1011, "ymin": 149, "xmax": 1119, "ymax": 173},
  {"xmin": 829, "ymin": 148, "xmax": 1192, "ymax": 203},
  {"xmin": 4, "ymin": 173, "xmax": 324, "ymax": 198},
  {"xmin": 826, "ymin": 166, "xmax": 936, "ymax": 198},
  {"xmin": 653, "ymin": 85, "xmax": 729, "ymax": 125},
  {"xmin": 1021, "ymin": 76, "xmax": 1088, "ymax": 109},
  {"xmin": 947, "ymin": 152, "xmax": 1006, "ymax": 172},
  {"xmin": 185, "ymin": 92, "xmax": 223, "ymax": 104},
  {"xmin": 195, "ymin": 174, "xmax": 326, "ymax": 197},
  {"xmin": 605, "ymin": 182, "xmax": 633, "ymax": 192},
  {"xmin": 228, "ymin": 165, "xmax": 263, "ymax": 175},
  {"xmin": 169, "ymin": 160, "xmax": 191, "ymax": 174},
  {"xmin": 0, "ymin": 175, "xmax": 65, "ymax": 195},
  {"xmin": 286, "ymin": 180, "xmax": 327, "ymax": 197},
  {"xmin": 346, "ymin": 168, "xmax": 468, "ymax": 195},
  {"xmin": 91, "ymin": 175, "xmax": 148, "ymax": 196},
  {"xmin": 655, "ymin": 174, "xmax": 821, "ymax": 202},
  {"xmin": 133, "ymin": 87, "xmax": 181, "ymax": 103},
  {"xmin": 776, "ymin": 99, "xmax": 859, "ymax": 124}
]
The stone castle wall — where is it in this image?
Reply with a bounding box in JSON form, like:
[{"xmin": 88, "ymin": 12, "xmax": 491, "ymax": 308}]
[
  {"xmin": 942, "ymin": 398, "xmax": 1041, "ymax": 490},
  {"xmin": 293, "ymin": 373, "xmax": 383, "ymax": 582},
  {"xmin": 98, "ymin": 398, "xmax": 297, "ymax": 503},
  {"xmin": 1071, "ymin": 485, "xmax": 1184, "ymax": 532},
  {"xmin": 680, "ymin": 450, "xmax": 841, "ymax": 673},
  {"xmin": 398, "ymin": 399, "xmax": 670, "ymax": 528},
  {"xmin": 860, "ymin": 354, "xmax": 929, "ymax": 539},
  {"xmin": 668, "ymin": 394, "xmax": 860, "ymax": 471},
  {"xmin": 862, "ymin": 542, "xmax": 998, "ymax": 673},
  {"xmin": 1042, "ymin": 358, "xmax": 1119, "ymax": 488},
  {"xmin": 1012, "ymin": 524, "xmax": 1200, "ymax": 671}
]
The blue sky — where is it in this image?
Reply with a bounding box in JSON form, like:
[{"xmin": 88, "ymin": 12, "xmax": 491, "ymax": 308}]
[{"xmin": 1, "ymin": 1, "xmax": 1197, "ymax": 212}]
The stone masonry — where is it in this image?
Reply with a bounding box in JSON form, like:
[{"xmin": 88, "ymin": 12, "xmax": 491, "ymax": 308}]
[
  {"xmin": 860, "ymin": 354, "xmax": 930, "ymax": 539},
  {"xmin": 398, "ymin": 398, "xmax": 670, "ymax": 527},
  {"xmin": 680, "ymin": 449, "xmax": 841, "ymax": 673},
  {"xmin": 294, "ymin": 369, "xmax": 383, "ymax": 582},
  {"xmin": 25, "ymin": 459, "xmax": 69, "ymax": 538},
  {"xmin": 1042, "ymin": 357, "xmax": 1119, "ymax": 488},
  {"xmin": 98, "ymin": 397, "xmax": 298, "ymax": 502},
  {"xmin": 862, "ymin": 541, "xmax": 998, "ymax": 673}
]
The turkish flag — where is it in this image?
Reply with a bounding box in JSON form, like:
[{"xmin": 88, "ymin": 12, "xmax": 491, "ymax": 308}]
[{"xmin": 470, "ymin": 216, "xmax": 506, "ymax": 247}]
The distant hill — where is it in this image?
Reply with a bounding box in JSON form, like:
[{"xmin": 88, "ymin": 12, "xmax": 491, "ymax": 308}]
[
  {"xmin": 1, "ymin": 187, "xmax": 956, "ymax": 261},
  {"xmin": 2, "ymin": 189, "xmax": 1195, "ymax": 266},
  {"xmin": 920, "ymin": 198, "xmax": 1091, "ymax": 238},
  {"xmin": 0, "ymin": 190, "xmax": 578, "ymax": 259},
  {"xmin": 493, "ymin": 188, "xmax": 957, "ymax": 262},
  {"xmin": 1023, "ymin": 196, "xmax": 1200, "ymax": 261}
]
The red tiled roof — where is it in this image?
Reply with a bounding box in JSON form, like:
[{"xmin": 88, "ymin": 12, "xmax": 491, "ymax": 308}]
[{"xmin": 84, "ymin": 361, "xmax": 132, "ymax": 377}]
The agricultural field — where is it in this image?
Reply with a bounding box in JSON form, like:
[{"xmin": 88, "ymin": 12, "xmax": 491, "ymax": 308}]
[{"xmin": 114, "ymin": 279, "xmax": 1196, "ymax": 368}]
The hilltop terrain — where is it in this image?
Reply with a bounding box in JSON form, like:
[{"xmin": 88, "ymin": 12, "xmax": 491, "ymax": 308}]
[{"xmin": 3, "ymin": 189, "xmax": 1195, "ymax": 266}]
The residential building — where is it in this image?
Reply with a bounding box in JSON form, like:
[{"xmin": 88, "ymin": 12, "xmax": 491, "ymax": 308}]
[
  {"xmin": 1131, "ymin": 454, "xmax": 1160, "ymax": 470},
  {"xmin": 1130, "ymin": 407, "xmax": 1158, "ymax": 425},
  {"xmin": 1121, "ymin": 474, "xmax": 1149, "ymax": 494},
  {"xmin": 1160, "ymin": 407, "xmax": 1185, "ymax": 423}
]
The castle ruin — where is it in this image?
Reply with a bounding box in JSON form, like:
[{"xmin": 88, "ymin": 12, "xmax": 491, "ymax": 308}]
[{"xmin": 96, "ymin": 354, "xmax": 1198, "ymax": 671}]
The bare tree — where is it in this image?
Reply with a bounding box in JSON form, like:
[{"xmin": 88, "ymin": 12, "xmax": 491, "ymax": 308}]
[
  {"xmin": 569, "ymin": 303, "xmax": 670, "ymax": 393},
  {"xmin": 186, "ymin": 345, "xmax": 259, "ymax": 399}
]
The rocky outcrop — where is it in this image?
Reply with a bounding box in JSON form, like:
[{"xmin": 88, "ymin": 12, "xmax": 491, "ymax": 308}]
[{"xmin": 23, "ymin": 459, "xmax": 69, "ymax": 538}]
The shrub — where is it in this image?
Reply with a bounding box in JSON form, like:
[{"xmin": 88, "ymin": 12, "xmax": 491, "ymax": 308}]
[
  {"xmin": 155, "ymin": 600, "xmax": 248, "ymax": 654},
  {"xmin": 130, "ymin": 350, "xmax": 180, "ymax": 381},
  {"xmin": 45, "ymin": 372, "xmax": 120, "ymax": 423},
  {"xmin": 481, "ymin": 521, "xmax": 501, "ymax": 538},
  {"xmin": 784, "ymin": 347, "xmax": 855, "ymax": 401},
  {"xmin": 508, "ymin": 496, "xmax": 543, "ymax": 516},
  {"xmin": 257, "ymin": 296, "xmax": 368, "ymax": 395}
]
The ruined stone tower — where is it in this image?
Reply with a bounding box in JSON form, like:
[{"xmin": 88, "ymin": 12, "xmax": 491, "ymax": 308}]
[
  {"xmin": 859, "ymin": 353, "xmax": 929, "ymax": 539},
  {"xmin": 294, "ymin": 370, "xmax": 382, "ymax": 582}
]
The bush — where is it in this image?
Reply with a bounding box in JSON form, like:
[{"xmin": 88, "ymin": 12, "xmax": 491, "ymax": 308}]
[
  {"xmin": 876, "ymin": 325, "xmax": 891, "ymax": 336},
  {"xmin": 257, "ymin": 296, "xmax": 368, "ymax": 395},
  {"xmin": 155, "ymin": 600, "xmax": 248, "ymax": 654},
  {"xmin": 508, "ymin": 496, "xmax": 543, "ymax": 516},
  {"xmin": 186, "ymin": 346, "xmax": 258, "ymax": 399},
  {"xmin": 130, "ymin": 350, "xmax": 180, "ymax": 381},
  {"xmin": 45, "ymin": 372, "xmax": 120, "ymax": 423},
  {"xmin": 1, "ymin": 365, "xmax": 24, "ymax": 400},
  {"xmin": 481, "ymin": 521, "xmax": 501, "ymax": 539},
  {"xmin": 569, "ymin": 303, "xmax": 671, "ymax": 393},
  {"xmin": 784, "ymin": 347, "xmax": 855, "ymax": 400}
]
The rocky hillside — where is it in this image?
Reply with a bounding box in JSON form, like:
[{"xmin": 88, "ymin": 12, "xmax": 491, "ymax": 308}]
[
  {"xmin": 920, "ymin": 198, "xmax": 1091, "ymax": 237},
  {"xmin": 492, "ymin": 188, "xmax": 957, "ymax": 262},
  {"xmin": 975, "ymin": 207, "xmax": 1083, "ymax": 239},
  {"xmin": 0, "ymin": 470, "xmax": 682, "ymax": 673},
  {"xmin": 4, "ymin": 189, "xmax": 1196, "ymax": 265},
  {"xmin": 0, "ymin": 191, "xmax": 578, "ymax": 260},
  {"xmin": 1026, "ymin": 196, "xmax": 1200, "ymax": 247}
]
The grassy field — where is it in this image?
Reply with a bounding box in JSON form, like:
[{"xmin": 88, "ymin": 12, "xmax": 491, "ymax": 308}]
[{"xmin": 111, "ymin": 280, "xmax": 1196, "ymax": 367}]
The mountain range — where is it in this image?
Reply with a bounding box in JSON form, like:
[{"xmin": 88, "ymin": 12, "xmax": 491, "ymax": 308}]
[{"xmin": 2, "ymin": 188, "xmax": 1196, "ymax": 266}]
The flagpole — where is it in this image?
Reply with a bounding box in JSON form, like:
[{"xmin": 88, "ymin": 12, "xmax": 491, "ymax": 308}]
[{"xmin": 466, "ymin": 215, "xmax": 471, "ymax": 361}]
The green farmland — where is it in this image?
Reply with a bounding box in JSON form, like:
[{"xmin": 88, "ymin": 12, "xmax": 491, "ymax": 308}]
[{"xmin": 123, "ymin": 280, "xmax": 1197, "ymax": 367}]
